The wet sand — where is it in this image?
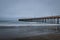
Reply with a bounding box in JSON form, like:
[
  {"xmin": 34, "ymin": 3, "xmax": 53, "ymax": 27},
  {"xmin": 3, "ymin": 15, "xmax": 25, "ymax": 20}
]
[
  {"xmin": 10, "ymin": 33, "xmax": 59, "ymax": 40},
  {"xmin": 0, "ymin": 27, "xmax": 60, "ymax": 40},
  {"xmin": 0, "ymin": 33, "xmax": 60, "ymax": 40}
]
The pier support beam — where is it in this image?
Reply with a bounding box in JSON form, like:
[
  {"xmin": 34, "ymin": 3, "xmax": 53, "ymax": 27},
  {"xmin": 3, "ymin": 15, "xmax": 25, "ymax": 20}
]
[
  {"xmin": 57, "ymin": 18, "xmax": 59, "ymax": 24},
  {"xmin": 45, "ymin": 19, "xmax": 46, "ymax": 23}
]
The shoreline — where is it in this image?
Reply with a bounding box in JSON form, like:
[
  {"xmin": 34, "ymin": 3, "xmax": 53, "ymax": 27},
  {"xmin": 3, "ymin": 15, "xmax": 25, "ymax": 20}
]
[
  {"xmin": 0, "ymin": 33, "xmax": 60, "ymax": 40},
  {"xmin": 0, "ymin": 24, "xmax": 60, "ymax": 40},
  {"xmin": 0, "ymin": 24, "xmax": 60, "ymax": 26}
]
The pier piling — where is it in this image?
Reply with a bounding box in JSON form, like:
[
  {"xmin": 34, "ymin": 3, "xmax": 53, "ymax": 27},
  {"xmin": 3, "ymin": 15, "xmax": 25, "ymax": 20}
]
[{"xmin": 19, "ymin": 16, "xmax": 60, "ymax": 24}]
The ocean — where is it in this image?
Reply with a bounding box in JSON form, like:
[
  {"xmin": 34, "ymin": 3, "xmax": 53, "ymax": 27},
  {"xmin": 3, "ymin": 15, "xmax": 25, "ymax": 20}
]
[{"xmin": 0, "ymin": 20, "xmax": 59, "ymax": 39}]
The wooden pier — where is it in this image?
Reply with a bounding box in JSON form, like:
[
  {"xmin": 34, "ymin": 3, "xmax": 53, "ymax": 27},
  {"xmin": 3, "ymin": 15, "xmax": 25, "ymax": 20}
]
[{"xmin": 19, "ymin": 16, "xmax": 60, "ymax": 24}]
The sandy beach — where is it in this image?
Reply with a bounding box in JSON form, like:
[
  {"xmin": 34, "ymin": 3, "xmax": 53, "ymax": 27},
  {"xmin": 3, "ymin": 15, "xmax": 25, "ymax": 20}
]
[
  {"xmin": 13, "ymin": 33, "xmax": 60, "ymax": 40},
  {"xmin": 0, "ymin": 33, "xmax": 60, "ymax": 40}
]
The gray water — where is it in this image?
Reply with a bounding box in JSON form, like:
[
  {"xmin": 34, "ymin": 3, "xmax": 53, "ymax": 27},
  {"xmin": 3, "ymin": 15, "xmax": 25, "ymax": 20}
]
[{"xmin": 0, "ymin": 20, "xmax": 57, "ymax": 39}]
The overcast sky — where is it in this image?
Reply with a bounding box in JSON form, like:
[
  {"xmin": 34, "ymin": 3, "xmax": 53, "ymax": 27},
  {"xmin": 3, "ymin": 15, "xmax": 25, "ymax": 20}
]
[{"xmin": 0, "ymin": 0, "xmax": 60, "ymax": 19}]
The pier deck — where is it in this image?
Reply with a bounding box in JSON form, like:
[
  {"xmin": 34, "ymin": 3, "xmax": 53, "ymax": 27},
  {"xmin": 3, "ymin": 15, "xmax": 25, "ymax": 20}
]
[{"xmin": 19, "ymin": 16, "xmax": 60, "ymax": 24}]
